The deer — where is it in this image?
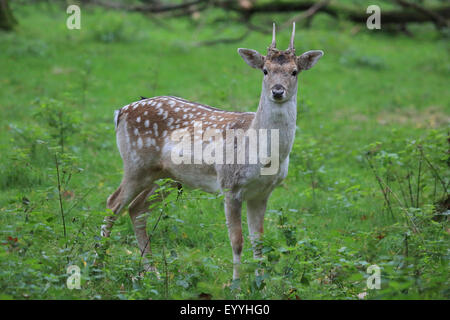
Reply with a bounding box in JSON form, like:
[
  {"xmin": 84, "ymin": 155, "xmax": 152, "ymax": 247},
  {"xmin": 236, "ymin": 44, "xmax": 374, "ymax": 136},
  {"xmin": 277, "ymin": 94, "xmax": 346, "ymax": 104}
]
[{"xmin": 101, "ymin": 23, "xmax": 323, "ymax": 282}]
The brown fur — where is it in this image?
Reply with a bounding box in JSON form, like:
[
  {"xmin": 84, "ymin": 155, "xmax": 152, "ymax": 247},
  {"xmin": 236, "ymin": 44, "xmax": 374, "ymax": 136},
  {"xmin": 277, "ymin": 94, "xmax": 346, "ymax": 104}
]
[{"xmin": 117, "ymin": 96, "xmax": 255, "ymax": 140}]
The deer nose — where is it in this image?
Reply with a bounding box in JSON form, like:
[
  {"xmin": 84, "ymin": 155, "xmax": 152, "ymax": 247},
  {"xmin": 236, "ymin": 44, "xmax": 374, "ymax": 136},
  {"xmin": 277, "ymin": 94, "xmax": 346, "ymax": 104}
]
[{"xmin": 271, "ymin": 85, "xmax": 285, "ymax": 99}]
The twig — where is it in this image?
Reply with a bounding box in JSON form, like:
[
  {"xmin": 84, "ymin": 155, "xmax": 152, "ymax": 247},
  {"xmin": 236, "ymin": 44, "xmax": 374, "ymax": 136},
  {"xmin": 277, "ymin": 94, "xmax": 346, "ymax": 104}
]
[
  {"xmin": 65, "ymin": 187, "xmax": 95, "ymax": 217},
  {"xmin": 162, "ymin": 243, "xmax": 169, "ymax": 299},
  {"xmin": 373, "ymin": 166, "xmax": 424, "ymax": 236},
  {"xmin": 419, "ymin": 147, "xmax": 448, "ymax": 195},
  {"xmin": 407, "ymin": 170, "xmax": 414, "ymax": 208},
  {"xmin": 139, "ymin": 183, "xmax": 171, "ymax": 267},
  {"xmin": 393, "ymin": 170, "xmax": 409, "ymax": 208},
  {"xmin": 433, "ymin": 176, "xmax": 437, "ymax": 204},
  {"xmin": 67, "ymin": 210, "xmax": 93, "ymax": 258},
  {"xmin": 365, "ymin": 156, "xmax": 395, "ymax": 219},
  {"xmin": 383, "ymin": 179, "xmax": 420, "ymax": 234},
  {"xmin": 58, "ymin": 111, "xmax": 64, "ymax": 153},
  {"xmin": 416, "ymin": 150, "xmax": 422, "ymax": 208},
  {"xmin": 140, "ymin": 208, "xmax": 164, "ymax": 259},
  {"xmin": 55, "ymin": 153, "xmax": 67, "ymax": 241}
]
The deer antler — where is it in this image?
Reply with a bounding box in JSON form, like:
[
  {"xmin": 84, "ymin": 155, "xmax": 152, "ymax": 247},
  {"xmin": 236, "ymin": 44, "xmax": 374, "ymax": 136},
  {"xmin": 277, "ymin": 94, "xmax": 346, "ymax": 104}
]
[
  {"xmin": 289, "ymin": 22, "xmax": 295, "ymax": 52},
  {"xmin": 269, "ymin": 23, "xmax": 276, "ymax": 49}
]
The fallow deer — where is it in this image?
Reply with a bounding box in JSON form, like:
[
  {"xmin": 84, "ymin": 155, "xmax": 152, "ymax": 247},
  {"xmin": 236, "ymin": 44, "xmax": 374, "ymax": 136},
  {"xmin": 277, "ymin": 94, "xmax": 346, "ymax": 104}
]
[{"xmin": 102, "ymin": 23, "xmax": 323, "ymax": 281}]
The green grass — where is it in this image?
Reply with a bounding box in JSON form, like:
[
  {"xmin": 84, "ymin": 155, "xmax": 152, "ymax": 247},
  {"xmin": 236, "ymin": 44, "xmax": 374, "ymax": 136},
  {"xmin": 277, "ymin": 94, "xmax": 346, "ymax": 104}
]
[{"xmin": 0, "ymin": 3, "xmax": 449, "ymax": 299}]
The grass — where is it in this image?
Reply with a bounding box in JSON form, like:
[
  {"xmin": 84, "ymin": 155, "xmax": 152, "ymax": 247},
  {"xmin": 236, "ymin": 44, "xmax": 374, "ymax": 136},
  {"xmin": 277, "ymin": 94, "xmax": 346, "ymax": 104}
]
[{"xmin": 0, "ymin": 2, "xmax": 448, "ymax": 299}]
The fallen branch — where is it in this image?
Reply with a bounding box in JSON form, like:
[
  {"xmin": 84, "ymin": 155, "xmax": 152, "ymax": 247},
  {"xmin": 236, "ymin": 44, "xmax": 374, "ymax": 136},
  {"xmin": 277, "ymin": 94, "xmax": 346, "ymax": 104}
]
[
  {"xmin": 396, "ymin": 0, "xmax": 449, "ymax": 29},
  {"xmin": 87, "ymin": 0, "xmax": 450, "ymax": 34},
  {"xmin": 217, "ymin": 1, "xmax": 450, "ymax": 26},
  {"xmin": 195, "ymin": 28, "xmax": 251, "ymax": 46},
  {"xmin": 90, "ymin": 0, "xmax": 208, "ymax": 13},
  {"xmin": 282, "ymin": 0, "xmax": 330, "ymax": 29}
]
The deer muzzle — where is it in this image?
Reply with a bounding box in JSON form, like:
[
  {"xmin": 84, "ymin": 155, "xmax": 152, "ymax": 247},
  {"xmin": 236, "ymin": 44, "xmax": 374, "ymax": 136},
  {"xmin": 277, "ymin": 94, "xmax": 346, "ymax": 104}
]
[{"xmin": 271, "ymin": 84, "xmax": 285, "ymax": 100}]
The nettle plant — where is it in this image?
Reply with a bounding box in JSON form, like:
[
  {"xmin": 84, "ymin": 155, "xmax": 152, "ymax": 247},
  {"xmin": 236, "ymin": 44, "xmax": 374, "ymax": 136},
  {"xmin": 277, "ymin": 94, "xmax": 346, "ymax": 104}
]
[
  {"xmin": 364, "ymin": 130, "xmax": 449, "ymax": 222},
  {"xmin": 362, "ymin": 130, "xmax": 449, "ymax": 297}
]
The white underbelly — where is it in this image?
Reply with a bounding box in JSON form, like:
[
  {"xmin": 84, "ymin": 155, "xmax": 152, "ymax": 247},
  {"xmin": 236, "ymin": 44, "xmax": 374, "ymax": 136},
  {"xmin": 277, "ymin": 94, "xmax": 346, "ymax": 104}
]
[
  {"xmin": 167, "ymin": 164, "xmax": 220, "ymax": 193},
  {"xmin": 161, "ymin": 143, "xmax": 220, "ymax": 193}
]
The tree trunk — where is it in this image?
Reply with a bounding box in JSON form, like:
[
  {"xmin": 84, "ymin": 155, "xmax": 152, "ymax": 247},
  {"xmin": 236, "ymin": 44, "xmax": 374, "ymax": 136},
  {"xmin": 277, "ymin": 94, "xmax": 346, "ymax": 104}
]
[{"xmin": 0, "ymin": 0, "xmax": 17, "ymax": 31}]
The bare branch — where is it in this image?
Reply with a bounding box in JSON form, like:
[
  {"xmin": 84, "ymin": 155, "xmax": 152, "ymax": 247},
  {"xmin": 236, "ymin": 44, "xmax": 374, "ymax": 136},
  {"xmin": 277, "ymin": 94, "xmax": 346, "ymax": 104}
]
[
  {"xmin": 281, "ymin": 0, "xmax": 330, "ymax": 30},
  {"xmin": 195, "ymin": 28, "xmax": 251, "ymax": 46},
  {"xmin": 90, "ymin": 0, "xmax": 208, "ymax": 13},
  {"xmin": 216, "ymin": 0, "xmax": 450, "ymax": 26},
  {"xmin": 396, "ymin": 0, "xmax": 449, "ymax": 29}
]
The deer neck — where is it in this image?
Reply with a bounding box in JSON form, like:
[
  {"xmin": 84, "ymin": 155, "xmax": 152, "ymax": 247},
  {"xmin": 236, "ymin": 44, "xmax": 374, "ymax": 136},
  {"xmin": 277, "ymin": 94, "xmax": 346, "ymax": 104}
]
[{"xmin": 250, "ymin": 85, "xmax": 298, "ymax": 163}]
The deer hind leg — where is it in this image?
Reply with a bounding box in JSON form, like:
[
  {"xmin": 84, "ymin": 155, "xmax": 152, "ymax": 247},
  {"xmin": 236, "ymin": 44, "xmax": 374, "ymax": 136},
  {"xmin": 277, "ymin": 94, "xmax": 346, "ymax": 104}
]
[
  {"xmin": 225, "ymin": 194, "xmax": 243, "ymax": 281},
  {"xmin": 128, "ymin": 186, "xmax": 156, "ymax": 259},
  {"xmin": 102, "ymin": 175, "xmax": 152, "ymax": 238},
  {"xmin": 101, "ymin": 183, "xmax": 124, "ymax": 237},
  {"xmin": 128, "ymin": 180, "xmax": 180, "ymax": 272}
]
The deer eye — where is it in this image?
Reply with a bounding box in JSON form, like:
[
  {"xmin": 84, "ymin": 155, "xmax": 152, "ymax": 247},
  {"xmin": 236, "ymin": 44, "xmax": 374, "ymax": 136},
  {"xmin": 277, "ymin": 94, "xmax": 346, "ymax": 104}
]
[
  {"xmin": 263, "ymin": 69, "xmax": 268, "ymax": 75},
  {"xmin": 292, "ymin": 70, "xmax": 298, "ymax": 76}
]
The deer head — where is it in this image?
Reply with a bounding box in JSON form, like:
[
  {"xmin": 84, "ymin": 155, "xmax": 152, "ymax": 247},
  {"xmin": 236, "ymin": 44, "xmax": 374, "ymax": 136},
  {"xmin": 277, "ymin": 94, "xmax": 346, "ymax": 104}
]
[{"xmin": 238, "ymin": 23, "xmax": 323, "ymax": 103}]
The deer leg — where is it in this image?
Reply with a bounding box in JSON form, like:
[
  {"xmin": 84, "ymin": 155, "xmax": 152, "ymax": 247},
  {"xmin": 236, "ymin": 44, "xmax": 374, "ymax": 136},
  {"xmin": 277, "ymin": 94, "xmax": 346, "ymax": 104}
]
[
  {"xmin": 247, "ymin": 197, "xmax": 268, "ymax": 279},
  {"xmin": 128, "ymin": 183, "xmax": 167, "ymax": 272},
  {"xmin": 94, "ymin": 178, "xmax": 149, "ymax": 265},
  {"xmin": 102, "ymin": 176, "xmax": 150, "ymax": 238},
  {"xmin": 246, "ymin": 197, "xmax": 268, "ymax": 260},
  {"xmin": 128, "ymin": 187, "xmax": 156, "ymax": 258},
  {"xmin": 129, "ymin": 180, "xmax": 180, "ymax": 273},
  {"xmin": 225, "ymin": 194, "xmax": 243, "ymax": 281}
]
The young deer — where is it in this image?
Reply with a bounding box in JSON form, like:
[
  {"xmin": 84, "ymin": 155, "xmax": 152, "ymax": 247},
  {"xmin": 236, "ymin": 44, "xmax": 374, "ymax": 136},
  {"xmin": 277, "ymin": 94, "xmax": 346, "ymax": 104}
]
[{"xmin": 103, "ymin": 23, "xmax": 323, "ymax": 280}]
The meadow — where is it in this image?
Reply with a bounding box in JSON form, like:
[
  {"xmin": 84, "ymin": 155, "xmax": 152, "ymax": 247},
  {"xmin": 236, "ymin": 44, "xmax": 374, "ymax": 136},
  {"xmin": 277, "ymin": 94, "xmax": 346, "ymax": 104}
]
[{"xmin": 0, "ymin": 2, "xmax": 449, "ymax": 299}]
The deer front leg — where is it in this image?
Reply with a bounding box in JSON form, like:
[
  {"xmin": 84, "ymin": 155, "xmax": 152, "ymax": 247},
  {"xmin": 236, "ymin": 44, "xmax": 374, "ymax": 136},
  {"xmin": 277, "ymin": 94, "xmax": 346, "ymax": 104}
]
[
  {"xmin": 224, "ymin": 194, "xmax": 243, "ymax": 281},
  {"xmin": 246, "ymin": 197, "xmax": 268, "ymax": 261}
]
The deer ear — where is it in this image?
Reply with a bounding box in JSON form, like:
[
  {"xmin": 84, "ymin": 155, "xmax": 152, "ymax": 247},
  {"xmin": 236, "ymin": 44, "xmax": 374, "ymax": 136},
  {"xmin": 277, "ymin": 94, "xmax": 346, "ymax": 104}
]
[
  {"xmin": 238, "ymin": 48, "xmax": 265, "ymax": 69},
  {"xmin": 297, "ymin": 50, "xmax": 324, "ymax": 70}
]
